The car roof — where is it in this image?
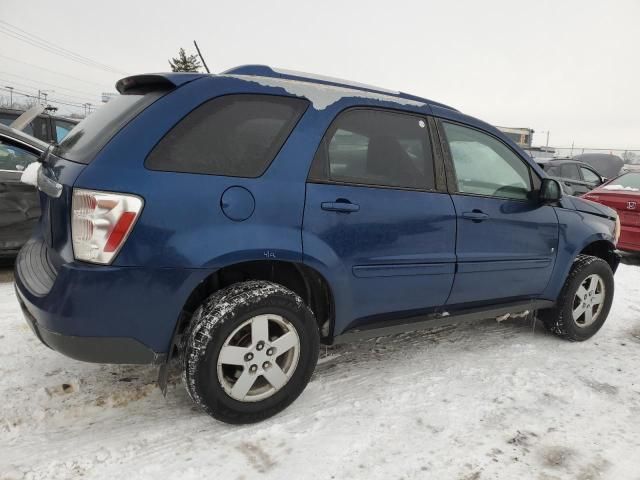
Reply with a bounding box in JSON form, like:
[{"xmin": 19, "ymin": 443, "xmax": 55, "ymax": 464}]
[{"xmin": 0, "ymin": 123, "xmax": 49, "ymax": 152}]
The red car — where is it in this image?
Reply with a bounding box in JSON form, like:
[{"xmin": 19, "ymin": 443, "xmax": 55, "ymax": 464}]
[{"xmin": 583, "ymin": 172, "xmax": 640, "ymax": 253}]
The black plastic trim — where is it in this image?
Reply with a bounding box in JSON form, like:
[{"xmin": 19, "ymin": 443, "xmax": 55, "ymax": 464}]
[{"xmin": 333, "ymin": 299, "xmax": 554, "ymax": 344}]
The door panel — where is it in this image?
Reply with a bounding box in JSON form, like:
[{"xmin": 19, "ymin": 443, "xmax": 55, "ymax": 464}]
[
  {"xmin": 304, "ymin": 183, "xmax": 457, "ymax": 332},
  {"xmin": 447, "ymin": 194, "xmax": 558, "ymax": 305},
  {"xmin": 0, "ymin": 170, "xmax": 40, "ymax": 254},
  {"xmin": 439, "ymin": 120, "xmax": 559, "ymax": 305},
  {"xmin": 0, "ymin": 141, "xmax": 41, "ymax": 254}
]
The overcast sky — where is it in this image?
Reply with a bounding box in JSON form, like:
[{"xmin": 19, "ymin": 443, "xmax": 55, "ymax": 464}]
[{"xmin": 1, "ymin": 0, "xmax": 638, "ymax": 149}]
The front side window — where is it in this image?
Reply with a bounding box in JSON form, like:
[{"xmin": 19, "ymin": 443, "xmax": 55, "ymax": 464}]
[
  {"xmin": 310, "ymin": 109, "xmax": 434, "ymax": 190},
  {"xmin": 146, "ymin": 95, "xmax": 308, "ymax": 177},
  {"xmin": 0, "ymin": 142, "xmax": 38, "ymax": 171},
  {"xmin": 580, "ymin": 167, "xmax": 601, "ymax": 184},
  {"xmin": 442, "ymin": 122, "xmax": 532, "ymax": 200}
]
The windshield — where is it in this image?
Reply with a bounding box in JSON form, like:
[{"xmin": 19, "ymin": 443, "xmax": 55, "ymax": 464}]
[{"xmin": 55, "ymin": 91, "xmax": 166, "ymax": 164}]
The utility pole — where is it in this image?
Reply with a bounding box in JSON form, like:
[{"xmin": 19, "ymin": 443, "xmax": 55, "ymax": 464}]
[{"xmin": 4, "ymin": 86, "xmax": 13, "ymax": 108}]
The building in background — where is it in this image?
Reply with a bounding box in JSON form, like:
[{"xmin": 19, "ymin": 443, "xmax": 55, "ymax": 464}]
[{"xmin": 496, "ymin": 126, "xmax": 534, "ymax": 148}]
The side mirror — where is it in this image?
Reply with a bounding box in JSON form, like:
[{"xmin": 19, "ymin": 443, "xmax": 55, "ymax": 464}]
[
  {"xmin": 600, "ymin": 177, "xmax": 608, "ymax": 184},
  {"xmin": 539, "ymin": 178, "xmax": 563, "ymax": 203}
]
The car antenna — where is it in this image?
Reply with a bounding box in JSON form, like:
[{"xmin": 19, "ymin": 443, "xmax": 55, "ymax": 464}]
[{"xmin": 193, "ymin": 40, "xmax": 210, "ymax": 73}]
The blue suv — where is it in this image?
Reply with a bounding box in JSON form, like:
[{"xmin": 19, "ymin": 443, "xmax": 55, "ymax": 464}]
[{"xmin": 14, "ymin": 66, "xmax": 620, "ymax": 423}]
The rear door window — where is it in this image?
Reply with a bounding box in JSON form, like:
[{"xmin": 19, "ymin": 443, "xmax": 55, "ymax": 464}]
[
  {"xmin": 146, "ymin": 95, "xmax": 308, "ymax": 177},
  {"xmin": 309, "ymin": 108, "xmax": 435, "ymax": 190},
  {"xmin": 560, "ymin": 163, "xmax": 580, "ymax": 180}
]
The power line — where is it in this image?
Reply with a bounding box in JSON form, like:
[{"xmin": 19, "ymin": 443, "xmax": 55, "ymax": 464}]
[
  {"xmin": 0, "ymin": 20, "xmax": 129, "ymax": 76},
  {"xmin": 0, "ymin": 71, "xmax": 101, "ymax": 100},
  {"xmin": 0, "ymin": 54, "xmax": 113, "ymax": 89},
  {"xmin": 1, "ymin": 85, "xmax": 93, "ymax": 111},
  {"xmin": 0, "ymin": 77, "xmax": 100, "ymax": 105}
]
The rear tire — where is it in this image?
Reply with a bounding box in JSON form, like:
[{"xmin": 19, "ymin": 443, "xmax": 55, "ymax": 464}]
[
  {"xmin": 539, "ymin": 254, "xmax": 614, "ymax": 341},
  {"xmin": 182, "ymin": 281, "xmax": 319, "ymax": 424}
]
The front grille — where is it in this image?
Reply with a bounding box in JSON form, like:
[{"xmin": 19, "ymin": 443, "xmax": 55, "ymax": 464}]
[{"xmin": 15, "ymin": 238, "xmax": 58, "ymax": 297}]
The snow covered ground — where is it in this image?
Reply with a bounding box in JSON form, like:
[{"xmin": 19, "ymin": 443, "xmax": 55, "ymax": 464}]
[{"xmin": 1, "ymin": 263, "xmax": 640, "ymax": 480}]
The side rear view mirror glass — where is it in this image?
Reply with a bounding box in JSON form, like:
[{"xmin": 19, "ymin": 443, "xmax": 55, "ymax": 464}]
[{"xmin": 540, "ymin": 178, "xmax": 563, "ymax": 202}]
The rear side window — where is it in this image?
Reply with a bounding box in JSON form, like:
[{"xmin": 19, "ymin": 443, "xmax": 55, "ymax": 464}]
[
  {"xmin": 309, "ymin": 109, "xmax": 435, "ymax": 190},
  {"xmin": 146, "ymin": 95, "xmax": 308, "ymax": 177},
  {"xmin": 55, "ymin": 91, "xmax": 166, "ymax": 163}
]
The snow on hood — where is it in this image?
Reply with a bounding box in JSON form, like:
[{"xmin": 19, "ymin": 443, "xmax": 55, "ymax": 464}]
[
  {"xmin": 229, "ymin": 75, "xmax": 427, "ymax": 110},
  {"xmin": 602, "ymin": 184, "xmax": 640, "ymax": 192}
]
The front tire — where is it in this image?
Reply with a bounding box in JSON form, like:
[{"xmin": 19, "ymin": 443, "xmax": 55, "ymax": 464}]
[
  {"xmin": 540, "ymin": 255, "xmax": 615, "ymax": 341},
  {"xmin": 182, "ymin": 281, "xmax": 319, "ymax": 424}
]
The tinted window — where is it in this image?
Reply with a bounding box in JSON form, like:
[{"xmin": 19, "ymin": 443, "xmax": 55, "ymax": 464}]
[
  {"xmin": 443, "ymin": 122, "xmax": 532, "ymax": 200},
  {"xmin": 56, "ymin": 91, "xmax": 166, "ymax": 164},
  {"xmin": 310, "ymin": 109, "xmax": 434, "ymax": 189},
  {"xmin": 545, "ymin": 165, "xmax": 562, "ymax": 177},
  {"xmin": 0, "ymin": 142, "xmax": 38, "ymax": 171},
  {"xmin": 147, "ymin": 95, "xmax": 308, "ymax": 177},
  {"xmin": 560, "ymin": 163, "xmax": 580, "ymax": 180},
  {"xmin": 580, "ymin": 167, "xmax": 600, "ymax": 183}
]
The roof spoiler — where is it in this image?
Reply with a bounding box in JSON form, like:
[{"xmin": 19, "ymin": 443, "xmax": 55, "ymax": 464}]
[{"xmin": 116, "ymin": 73, "xmax": 206, "ymax": 94}]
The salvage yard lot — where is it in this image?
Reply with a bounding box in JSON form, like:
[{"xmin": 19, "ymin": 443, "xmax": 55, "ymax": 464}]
[{"xmin": 1, "ymin": 262, "xmax": 640, "ymax": 480}]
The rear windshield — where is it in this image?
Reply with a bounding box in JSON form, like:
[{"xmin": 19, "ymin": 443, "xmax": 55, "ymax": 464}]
[
  {"xmin": 55, "ymin": 91, "xmax": 165, "ymax": 163},
  {"xmin": 145, "ymin": 94, "xmax": 308, "ymax": 177}
]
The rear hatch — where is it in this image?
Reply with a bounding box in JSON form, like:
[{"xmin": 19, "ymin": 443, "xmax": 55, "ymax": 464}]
[{"xmin": 36, "ymin": 75, "xmax": 192, "ymax": 264}]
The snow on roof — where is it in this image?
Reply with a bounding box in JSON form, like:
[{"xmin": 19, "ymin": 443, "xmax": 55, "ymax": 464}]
[{"xmin": 226, "ymin": 74, "xmax": 428, "ymax": 111}]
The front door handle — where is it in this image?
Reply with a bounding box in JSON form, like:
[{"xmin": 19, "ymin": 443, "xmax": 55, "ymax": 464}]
[
  {"xmin": 461, "ymin": 210, "xmax": 489, "ymax": 222},
  {"xmin": 321, "ymin": 200, "xmax": 360, "ymax": 213}
]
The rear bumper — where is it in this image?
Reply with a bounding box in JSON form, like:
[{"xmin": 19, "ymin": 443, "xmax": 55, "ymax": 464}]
[
  {"xmin": 16, "ymin": 287, "xmax": 163, "ymax": 364},
  {"xmin": 14, "ymin": 238, "xmax": 211, "ymax": 364}
]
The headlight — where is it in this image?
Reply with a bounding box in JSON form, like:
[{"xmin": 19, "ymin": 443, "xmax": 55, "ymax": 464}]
[{"xmin": 614, "ymin": 214, "xmax": 621, "ymax": 245}]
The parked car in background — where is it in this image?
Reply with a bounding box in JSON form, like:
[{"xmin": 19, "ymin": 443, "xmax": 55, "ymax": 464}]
[
  {"xmin": 0, "ymin": 124, "xmax": 46, "ymax": 259},
  {"xmin": 0, "ymin": 107, "xmax": 78, "ymax": 144},
  {"xmin": 15, "ymin": 67, "xmax": 620, "ymax": 424},
  {"xmin": 583, "ymin": 172, "xmax": 640, "ymax": 253},
  {"xmin": 573, "ymin": 153, "xmax": 624, "ymax": 180},
  {"xmin": 538, "ymin": 158, "xmax": 606, "ymax": 195}
]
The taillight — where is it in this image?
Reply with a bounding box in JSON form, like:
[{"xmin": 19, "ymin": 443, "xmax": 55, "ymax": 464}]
[{"xmin": 72, "ymin": 188, "xmax": 144, "ymax": 264}]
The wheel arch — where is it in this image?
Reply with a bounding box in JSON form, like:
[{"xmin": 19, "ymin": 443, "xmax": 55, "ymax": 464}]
[{"xmin": 171, "ymin": 260, "xmax": 335, "ymax": 358}]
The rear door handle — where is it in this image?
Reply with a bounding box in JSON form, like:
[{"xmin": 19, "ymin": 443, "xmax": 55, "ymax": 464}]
[
  {"xmin": 321, "ymin": 201, "xmax": 360, "ymax": 213},
  {"xmin": 461, "ymin": 210, "xmax": 489, "ymax": 222}
]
